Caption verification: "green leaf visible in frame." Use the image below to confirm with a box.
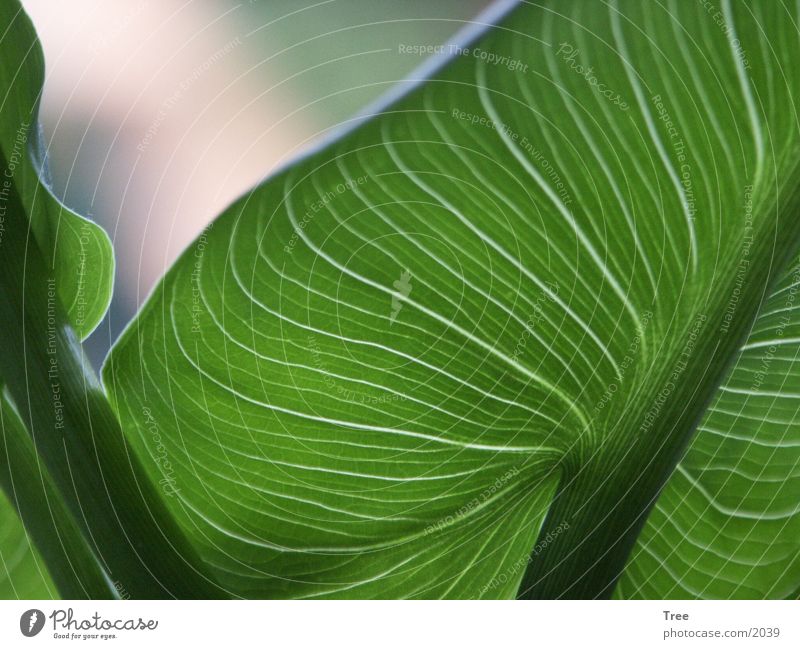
[619,254,800,599]
[0,0,113,339]
[103,0,800,598]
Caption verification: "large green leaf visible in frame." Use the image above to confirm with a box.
[619,254,800,599]
[0,0,112,338]
[102,0,800,598]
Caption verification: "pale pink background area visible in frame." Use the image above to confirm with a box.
[21,0,489,365]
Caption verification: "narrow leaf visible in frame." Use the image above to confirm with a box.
[0,388,114,599]
[0,0,113,338]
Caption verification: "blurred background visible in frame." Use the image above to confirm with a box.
[21,0,491,367]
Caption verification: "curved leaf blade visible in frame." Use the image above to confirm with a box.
[0,0,113,338]
[104,0,800,598]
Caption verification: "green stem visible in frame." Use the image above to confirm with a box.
[0,150,224,598]
[519,172,800,599]
[1,389,114,598]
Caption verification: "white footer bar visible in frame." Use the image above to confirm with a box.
[0,600,796,648]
